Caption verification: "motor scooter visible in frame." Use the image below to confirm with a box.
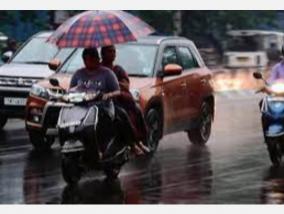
[253,72,284,166]
[49,78,130,184]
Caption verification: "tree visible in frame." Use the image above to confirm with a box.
[0,11,50,42]
[129,10,176,35]
[132,10,277,38]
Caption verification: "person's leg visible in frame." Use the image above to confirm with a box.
[115,106,144,155]
[133,105,150,153]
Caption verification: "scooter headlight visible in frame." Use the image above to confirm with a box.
[270,83,284,94]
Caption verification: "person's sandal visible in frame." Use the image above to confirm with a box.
[132,144,144,156]
[138,142,151,153]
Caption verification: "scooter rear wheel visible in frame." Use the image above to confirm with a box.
[267,142,282,167]
[62,154,82,185]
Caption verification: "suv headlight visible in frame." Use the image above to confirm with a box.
[30,84,49,99]
[130,88,140,102]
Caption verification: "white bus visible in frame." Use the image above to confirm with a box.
[223,30,284,68]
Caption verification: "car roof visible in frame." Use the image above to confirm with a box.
[135,35,192,45]
[32,31,54,39]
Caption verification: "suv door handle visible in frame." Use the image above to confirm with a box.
[180,82,187,87]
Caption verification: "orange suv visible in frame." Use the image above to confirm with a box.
[25,36,215,152]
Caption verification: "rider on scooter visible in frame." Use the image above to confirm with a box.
[258,46,284,95]
[70,47,147,156]
[100,45,150,155]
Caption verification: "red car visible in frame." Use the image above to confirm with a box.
[25,36,215,152]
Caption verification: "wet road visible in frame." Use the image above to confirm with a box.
[0,90,284,204]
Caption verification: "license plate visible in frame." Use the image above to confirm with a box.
[237,57,249,62]
[4,97,27,106]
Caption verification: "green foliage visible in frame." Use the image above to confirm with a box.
[132,10,278,40]
[0,10,279,47]
[0,11,50,41]
[130,10,176,35]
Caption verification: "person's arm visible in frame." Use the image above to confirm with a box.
[70,71,79,89]
[102,73,120,100]
[114,65,130,91]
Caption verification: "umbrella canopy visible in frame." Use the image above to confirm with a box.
[48,10,155,48]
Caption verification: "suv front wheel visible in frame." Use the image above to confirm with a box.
[187,102,212,145]
[0,115,7,129]
[29,130,55,151]
[145,108,163,154]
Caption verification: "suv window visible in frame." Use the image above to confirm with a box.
[61,44,157,77]
[54,48,74,62]
[162,46,178,68]
[60,49,84,73]
[177,46,199,69]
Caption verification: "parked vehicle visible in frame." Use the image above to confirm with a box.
[0,31,74,134]
[253,72,284,166]
[224,30,284,68]
[26,36,215,153]
[48,78,130,184]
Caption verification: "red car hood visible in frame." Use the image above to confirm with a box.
[37,73,72,90]
[38,74,154,90]
[129,77,154,89]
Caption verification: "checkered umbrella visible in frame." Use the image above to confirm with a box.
[48,10,155,48]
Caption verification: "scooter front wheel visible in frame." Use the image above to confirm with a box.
[61,154,82,185]
[267,142,282,167]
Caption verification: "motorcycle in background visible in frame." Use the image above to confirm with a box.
[253,72,284,166]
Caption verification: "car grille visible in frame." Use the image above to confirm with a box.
[0,76,41,87]
[48,88,65,96]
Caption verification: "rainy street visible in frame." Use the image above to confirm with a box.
[0,69,283,204]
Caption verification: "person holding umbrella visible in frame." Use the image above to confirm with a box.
[47,10,155,155]
[100,45,150,154]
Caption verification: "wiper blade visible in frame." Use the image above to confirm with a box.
[128,73,148,77]
[23,61,49,65]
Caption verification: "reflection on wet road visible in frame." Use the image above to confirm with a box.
[2,70,284,204]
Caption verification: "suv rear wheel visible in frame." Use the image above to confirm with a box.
[0,115,7,129]
[187,102,212,145]
[29,130,55,151]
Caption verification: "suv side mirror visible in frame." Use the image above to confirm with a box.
[2,51,13,63]
[48,58,61,71]
[49,78,60,87]
[163,64,182,77]
[253,72,263,80]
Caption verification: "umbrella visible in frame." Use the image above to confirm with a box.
[48,10,155,48]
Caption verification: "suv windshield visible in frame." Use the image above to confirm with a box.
[12,37,59,64]
[226,35,263,52]
[59,44,157,77]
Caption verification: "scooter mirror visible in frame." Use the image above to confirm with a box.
[49,78,60,87]
[253,72,263,80]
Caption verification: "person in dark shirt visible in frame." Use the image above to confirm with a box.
[101,45,150,154]
[2,38,17,55]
